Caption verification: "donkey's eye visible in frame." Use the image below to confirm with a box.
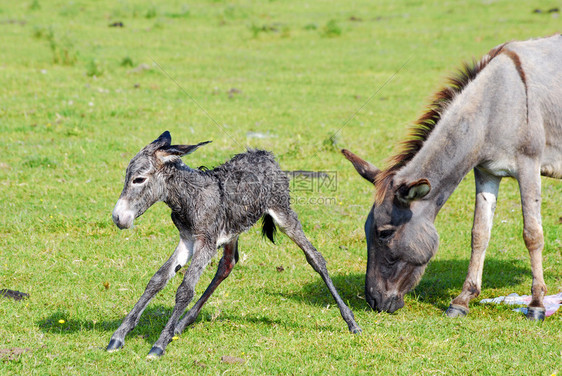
[378,228,396,241]
[132,177,147,185]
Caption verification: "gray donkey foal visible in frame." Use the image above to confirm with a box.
[108,131,360,358]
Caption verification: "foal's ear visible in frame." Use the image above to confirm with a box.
[341,149,380,184]
[166,141,212,156]
[151,131,172,149]
[395,178,431,206]
[156,141,212,163]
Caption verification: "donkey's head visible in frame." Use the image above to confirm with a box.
[342,149,439,313]
[112,131,211,229]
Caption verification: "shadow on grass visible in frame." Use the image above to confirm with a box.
[36,305,308,342]
[36,258,530,339]
[37,305,174,344]
[412,257,529,309]
[282,257,530,312]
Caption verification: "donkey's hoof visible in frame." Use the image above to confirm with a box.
[147,346,164,358]
[445,304,469,318]
[106,339,123,352]
[350,326,362,334]
[525,307,545,322]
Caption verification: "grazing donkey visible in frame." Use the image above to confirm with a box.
[342,35,561,320]
[108,131,360,358]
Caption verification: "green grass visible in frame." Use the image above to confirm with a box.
[0,0,561,374]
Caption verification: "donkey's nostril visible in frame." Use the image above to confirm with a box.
[112,208,134,229]
[366,294,376,310]
[112,199,134,229]
[112,213,122,228]
[112,212,128,229]
[378,295,404,313]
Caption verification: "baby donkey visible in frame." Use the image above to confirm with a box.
[108,131,361,358]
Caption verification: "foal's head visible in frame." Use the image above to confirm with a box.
[342,149,439,313]
[112,131,210,229]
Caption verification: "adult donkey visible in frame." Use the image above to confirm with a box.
[342,35,561,320]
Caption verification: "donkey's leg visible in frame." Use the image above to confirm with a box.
[517,158,547,321]
[174,238,238,335]
[446,169,501,318]
[269,208,361,334]
[107,238,194,352]
[147,240,216,357]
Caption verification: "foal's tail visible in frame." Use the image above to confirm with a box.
[261,214,277,244]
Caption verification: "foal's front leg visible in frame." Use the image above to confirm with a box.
[106,238,194,352]
[447,169,500,317]
[174,238,238,335]
[147,239,216,357]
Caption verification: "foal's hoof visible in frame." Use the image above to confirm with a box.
[445,304,469,318]
[525,307,545,322]
[106,339,124,352]
[350,326,362,334]
[147,346,164,358]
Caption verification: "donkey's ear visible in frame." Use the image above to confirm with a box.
[395,178,431,206]
[151,131,172,149]
[341,149,380,184]
[166,141,212,156]
[156,141,212,163]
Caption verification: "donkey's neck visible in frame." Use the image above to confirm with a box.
[395,72,497,213]
[162,164,215,214]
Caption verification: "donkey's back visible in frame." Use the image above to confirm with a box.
[208,149,290,232]
[211,149,289,193]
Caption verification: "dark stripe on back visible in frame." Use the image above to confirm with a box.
[501,49,528,121]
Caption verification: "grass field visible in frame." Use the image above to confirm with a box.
[1,0,561,374]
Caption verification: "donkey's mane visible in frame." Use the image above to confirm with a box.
[374,43,508,203]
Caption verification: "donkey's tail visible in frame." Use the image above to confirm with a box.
[261,214,277,244]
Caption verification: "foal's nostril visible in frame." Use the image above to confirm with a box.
[112,212,127,229]
[112,199,134,229]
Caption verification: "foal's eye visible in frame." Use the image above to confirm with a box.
[132,177,147,185]
[378,228,396,241]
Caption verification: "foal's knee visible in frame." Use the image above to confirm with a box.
[175,282,195,305]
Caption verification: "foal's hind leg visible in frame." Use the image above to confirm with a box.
[269,208,361,334]
[106,238,194,352]
[447,169,501,318]
[174,238,238,335]
[517,158,547,321]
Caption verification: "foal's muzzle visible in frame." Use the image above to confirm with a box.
[112,213,132,229]
[112,199,135,229]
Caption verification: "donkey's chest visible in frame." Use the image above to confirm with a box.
[478,157,518,178]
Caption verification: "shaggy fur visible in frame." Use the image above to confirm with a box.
[107,131,360,358]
